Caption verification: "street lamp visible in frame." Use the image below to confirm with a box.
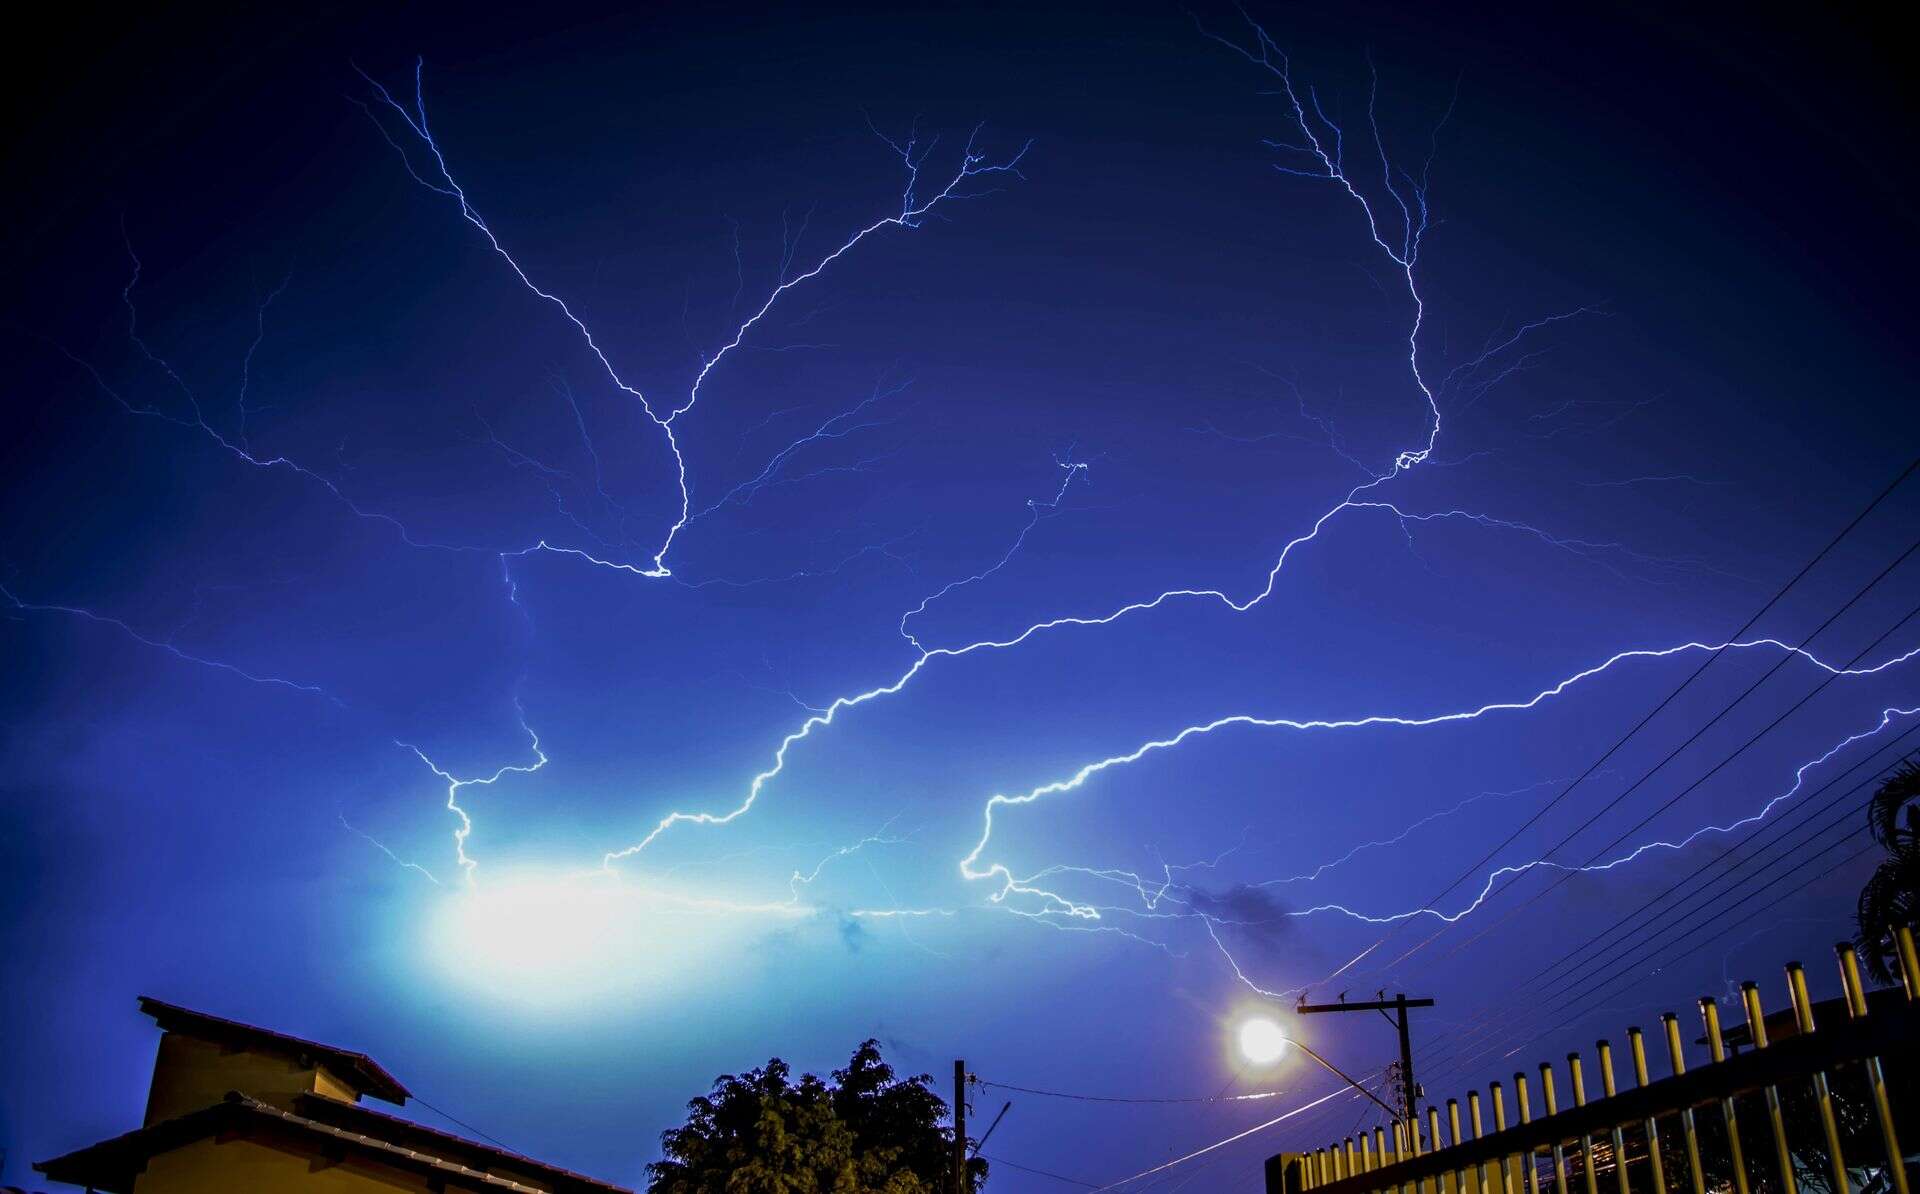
[1235,1017,1398,1117]
[1239,1017,1291,1065]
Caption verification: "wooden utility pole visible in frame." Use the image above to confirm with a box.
[953,1059,968,1194]
[1296,994,1436,1139]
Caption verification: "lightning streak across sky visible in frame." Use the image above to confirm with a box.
[591,9,1799,924]
[6,10,1916,1187]
[959,641,1920,919]
[591,26,1469,870]
[25,17,1908,970]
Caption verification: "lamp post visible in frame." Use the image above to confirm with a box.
[1240,1017,1398,1117]
[1287,1036,1400,1118]
[1297,993,1436,1128]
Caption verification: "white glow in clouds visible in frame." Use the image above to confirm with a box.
[426,871,807,1006]
[1239,1017,1291,1065]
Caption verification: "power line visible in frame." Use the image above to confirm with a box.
[1401,585,1920,1009]
[1552,807,1875,1016]
[409,1092,515,1150]
[1430,792,1902,1086]
[1417,756,1907,1088]
[1410,726,1920,1086]
[980,1153,1102,1189]
[1541,744,1916,1000]
[1480,828,1880,1073]
[1373,548,1920,980]
[1066,467,1919,1193]
[1397,679,1920,1090]
[1390,744,1919,1091]
[1208,466,1919,1186]
[1451,816,1872,1080]
[974,1079,1290,1105]
[1529,594,1916,902]
[1527,723,1920,992]
[1352,527,1920,1083]
[1086,1085,1354,1191]
[1406,583,1920,1075]
[1309,455,1919,990]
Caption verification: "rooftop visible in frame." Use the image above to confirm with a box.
[36,1092,634,1194]
[137,995,411,1105]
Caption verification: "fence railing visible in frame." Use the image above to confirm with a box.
[1267,929,1920,1194]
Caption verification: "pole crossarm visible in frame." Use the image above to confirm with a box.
[1298,999,1437,1014]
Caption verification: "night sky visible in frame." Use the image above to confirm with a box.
[4,3,1917,1190]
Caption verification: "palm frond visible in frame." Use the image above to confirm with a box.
[1868,759,1920,848]
[1856,855,1920,983]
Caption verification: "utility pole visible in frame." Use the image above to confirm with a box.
[1296,993,1436,1141]
[953,1059,968,1194]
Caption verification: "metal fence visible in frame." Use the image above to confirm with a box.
[1267,929,1920,1194]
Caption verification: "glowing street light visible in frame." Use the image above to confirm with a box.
[1239,1017,1292,1065]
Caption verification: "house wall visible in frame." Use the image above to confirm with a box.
[143,1033,360,1125]
[133,1135,435,1193]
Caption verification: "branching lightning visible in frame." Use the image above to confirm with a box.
[18,10,1912,1045]
[1,582,342,703]
[354,59,1030,578]
[400,702,549,888]
[957,639,1919,918]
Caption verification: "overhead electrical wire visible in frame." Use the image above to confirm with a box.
[1413,721,1920,1086]
[1308,456,1920,990]
[1294,466,1920,1121]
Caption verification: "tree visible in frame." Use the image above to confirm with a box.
[647,1041,987,1194]
[1855,758,1920,984]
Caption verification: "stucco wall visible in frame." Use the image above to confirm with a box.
[143,1033,359,1125]
[133,1135,433,1193]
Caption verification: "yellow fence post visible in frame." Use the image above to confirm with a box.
[1740,981,1799,1194]
[1787,962,1850,1194]
[1516,1072,1541,1194]
[1492,1082,1519,1194]
[1659,1013,1706,1194]
[1596,1041,1630,1194]
[1540,1062,1569,1194]
[1451,1098,1472,1194]
[1568,1052,1599,1194]
[1897,925,1920,1000]
[1627,1028,1668,1194]
[1470,1089,1493,1194]
[1838,941,1910,1194]
[1697,998,1751,1194]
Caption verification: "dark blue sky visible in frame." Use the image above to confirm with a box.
[4,2,1917,1190]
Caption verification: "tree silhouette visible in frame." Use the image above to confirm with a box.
[647,1041,985,1194]
[1856,759,1920,984]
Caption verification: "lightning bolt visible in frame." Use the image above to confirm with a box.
[563,19,1857,1047]
[957,638,1919,920]
[1,582,341,703]
[1145,695,1920,1001]
[787,816,914,904]
[355,59,1030,577]
[23,10,1906,1039]
[399,701,548,888]
[340,814,442,886]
